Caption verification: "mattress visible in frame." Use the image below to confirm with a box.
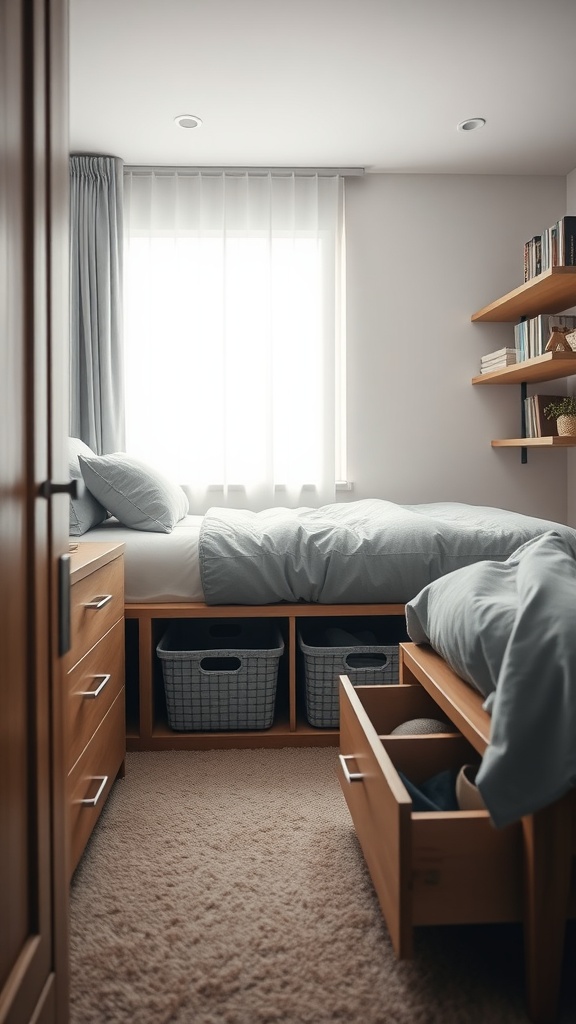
[77,514,205,602]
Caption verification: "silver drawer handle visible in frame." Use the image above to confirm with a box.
[78,673,111,699]
[79,775,108,807]
[84,594,113,610]
[339,754,364,783]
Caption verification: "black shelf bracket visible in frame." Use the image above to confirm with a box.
[519,314,527,463]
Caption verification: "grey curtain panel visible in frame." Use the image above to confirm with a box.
[69,155,125,454]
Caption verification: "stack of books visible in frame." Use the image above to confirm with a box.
[524,215,576,281]
[524,394,564,437]
[480,348,517,373]
[514,314,576,361]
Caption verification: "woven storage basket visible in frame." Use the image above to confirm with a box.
[157,620,284,731]
[298,626,399,728]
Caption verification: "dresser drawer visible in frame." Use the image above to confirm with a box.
[69,690,125,876]
[338,677,523,958]
[66,556,124,671]
[68,618,125,772]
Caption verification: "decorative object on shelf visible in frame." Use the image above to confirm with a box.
[544,325,573,353]
[565,329,576,351]
[544,395,576,436]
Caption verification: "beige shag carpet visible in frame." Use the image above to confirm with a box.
[69,748,576,1024]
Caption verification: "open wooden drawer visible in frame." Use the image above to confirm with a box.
[337,676,523,959]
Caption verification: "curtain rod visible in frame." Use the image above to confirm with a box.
[124,165,365,177]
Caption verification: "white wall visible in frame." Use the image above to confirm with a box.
[343,172,570,523]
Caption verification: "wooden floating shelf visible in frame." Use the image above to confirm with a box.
[472,351,576,385]
[471,267,576,322]
[491,436,576,448]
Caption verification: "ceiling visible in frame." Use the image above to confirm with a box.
[69,0,576,176]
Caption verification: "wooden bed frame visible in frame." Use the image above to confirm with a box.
[124,600,406,750]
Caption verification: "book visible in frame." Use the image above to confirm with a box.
[480,348,517,373]
[514,320,528,360]
[524,396,535,437]
[481,354,517,366]
[481,347,517,361]
[480,361,517,373]
[528,394,565,437]
[523,235,542,279]
[555,216,576,266]
[523,216,576,279]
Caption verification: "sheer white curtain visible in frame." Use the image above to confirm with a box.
[123,170,345,512]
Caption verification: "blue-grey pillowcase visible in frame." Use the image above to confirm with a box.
[405,538,527,704]
[68,437,108,536]
[79,452,189,533]
[405,530,576,708]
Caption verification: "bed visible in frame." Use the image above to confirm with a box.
[75,493,576,815]
[76,497,576,605]
[69,440,576,758]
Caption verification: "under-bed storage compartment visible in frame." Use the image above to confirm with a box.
[298,616,406,728]
[157,619,284,731]
[337,676,523,958]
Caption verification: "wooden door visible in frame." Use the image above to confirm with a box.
[0,1,69,1022]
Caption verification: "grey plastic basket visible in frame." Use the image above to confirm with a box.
[157,620,284,731]
[298,628,399,728]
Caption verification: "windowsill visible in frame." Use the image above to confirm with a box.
[204,481,354,493]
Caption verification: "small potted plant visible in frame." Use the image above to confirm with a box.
[544,395,576,436]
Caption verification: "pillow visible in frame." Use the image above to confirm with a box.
[405,530,576,709]
[68,437,108,536]
[404,533,540,705]
[79,452,189,533]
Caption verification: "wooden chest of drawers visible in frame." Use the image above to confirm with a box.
[67,541,125,876]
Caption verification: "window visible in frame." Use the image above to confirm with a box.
[123,170,345,510]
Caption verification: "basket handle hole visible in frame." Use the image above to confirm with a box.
[200,656,242,673]
[344,654,388,670]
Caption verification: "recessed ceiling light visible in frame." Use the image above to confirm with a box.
[457,117,486,132]
[175,114,203,130]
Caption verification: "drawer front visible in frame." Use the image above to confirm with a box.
[338,679,414,957]
[69,690,125,877]
[66,556,124,671]
[338,678,522,959]
[68,618,125,772]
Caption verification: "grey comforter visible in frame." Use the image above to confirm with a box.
[198,498,576,605]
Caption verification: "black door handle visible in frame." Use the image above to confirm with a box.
[39,478,84,499]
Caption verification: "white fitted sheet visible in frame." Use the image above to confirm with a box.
[76,515,205,602]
